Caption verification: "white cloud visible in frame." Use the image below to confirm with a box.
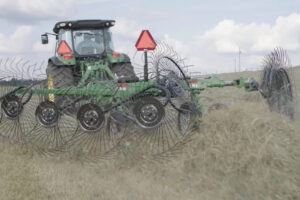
[161,34,189,56]
[0,0,74,23]
[111,18,143,61]
[152,13,300,73]
[199,13,300,53]
[0,0,113,23]
[0,25,35,53]
[111,18,141,40]
[0,24,55,55]
[32,36,56,53]
[75,0,111,5]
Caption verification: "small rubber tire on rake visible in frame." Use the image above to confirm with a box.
[133,96,165,129]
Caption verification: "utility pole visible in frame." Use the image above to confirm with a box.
[234,58,236,73]
[238,48,241,72]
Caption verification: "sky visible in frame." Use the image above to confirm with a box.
[0,0,300,74]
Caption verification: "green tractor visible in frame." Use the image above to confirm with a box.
[42,20,138,106]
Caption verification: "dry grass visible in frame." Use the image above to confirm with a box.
[0,68,299,200]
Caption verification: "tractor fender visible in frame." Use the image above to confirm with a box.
[48,56,65,66]
[121,53,131,63]
[107,53,131,64]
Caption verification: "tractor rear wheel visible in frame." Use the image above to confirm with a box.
[111,62,139,82]
[46,62,76,114]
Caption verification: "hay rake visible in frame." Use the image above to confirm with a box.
[0,19,294,161]
[0,46,294,160]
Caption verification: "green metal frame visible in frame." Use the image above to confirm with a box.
[77,59,116,87]
[23,74,256,116]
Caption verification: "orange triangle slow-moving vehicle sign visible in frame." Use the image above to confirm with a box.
[57,40,72,54]
[135,30,157,51]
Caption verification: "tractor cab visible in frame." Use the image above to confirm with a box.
[42,20,116,60]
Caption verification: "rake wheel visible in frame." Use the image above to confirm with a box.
[35,101,59,128]
[1,94,23,120]
[77,103,105,133]
[260,47,294,118]
[133,96,165,129]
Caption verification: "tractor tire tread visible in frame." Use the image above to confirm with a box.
[46,62,75,88]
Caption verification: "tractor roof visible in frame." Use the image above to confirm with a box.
[53,19,115,34]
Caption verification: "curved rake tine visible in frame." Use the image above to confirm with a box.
[62,92,126,162]
[120,103,197,160]
[66,119,125,162]
[260,47,294,119]
[23,84,78,156]
[0,58,45,146]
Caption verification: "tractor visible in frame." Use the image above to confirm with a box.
[42,20,137,111]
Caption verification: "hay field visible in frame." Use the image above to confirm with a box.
[0,68,299,200]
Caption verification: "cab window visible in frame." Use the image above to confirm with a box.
[73,29,105,55]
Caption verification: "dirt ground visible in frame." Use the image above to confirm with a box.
[0,67,299,200]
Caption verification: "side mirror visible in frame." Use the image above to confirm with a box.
[41,34,49,44]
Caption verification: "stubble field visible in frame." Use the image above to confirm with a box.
[0,67,299,200]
